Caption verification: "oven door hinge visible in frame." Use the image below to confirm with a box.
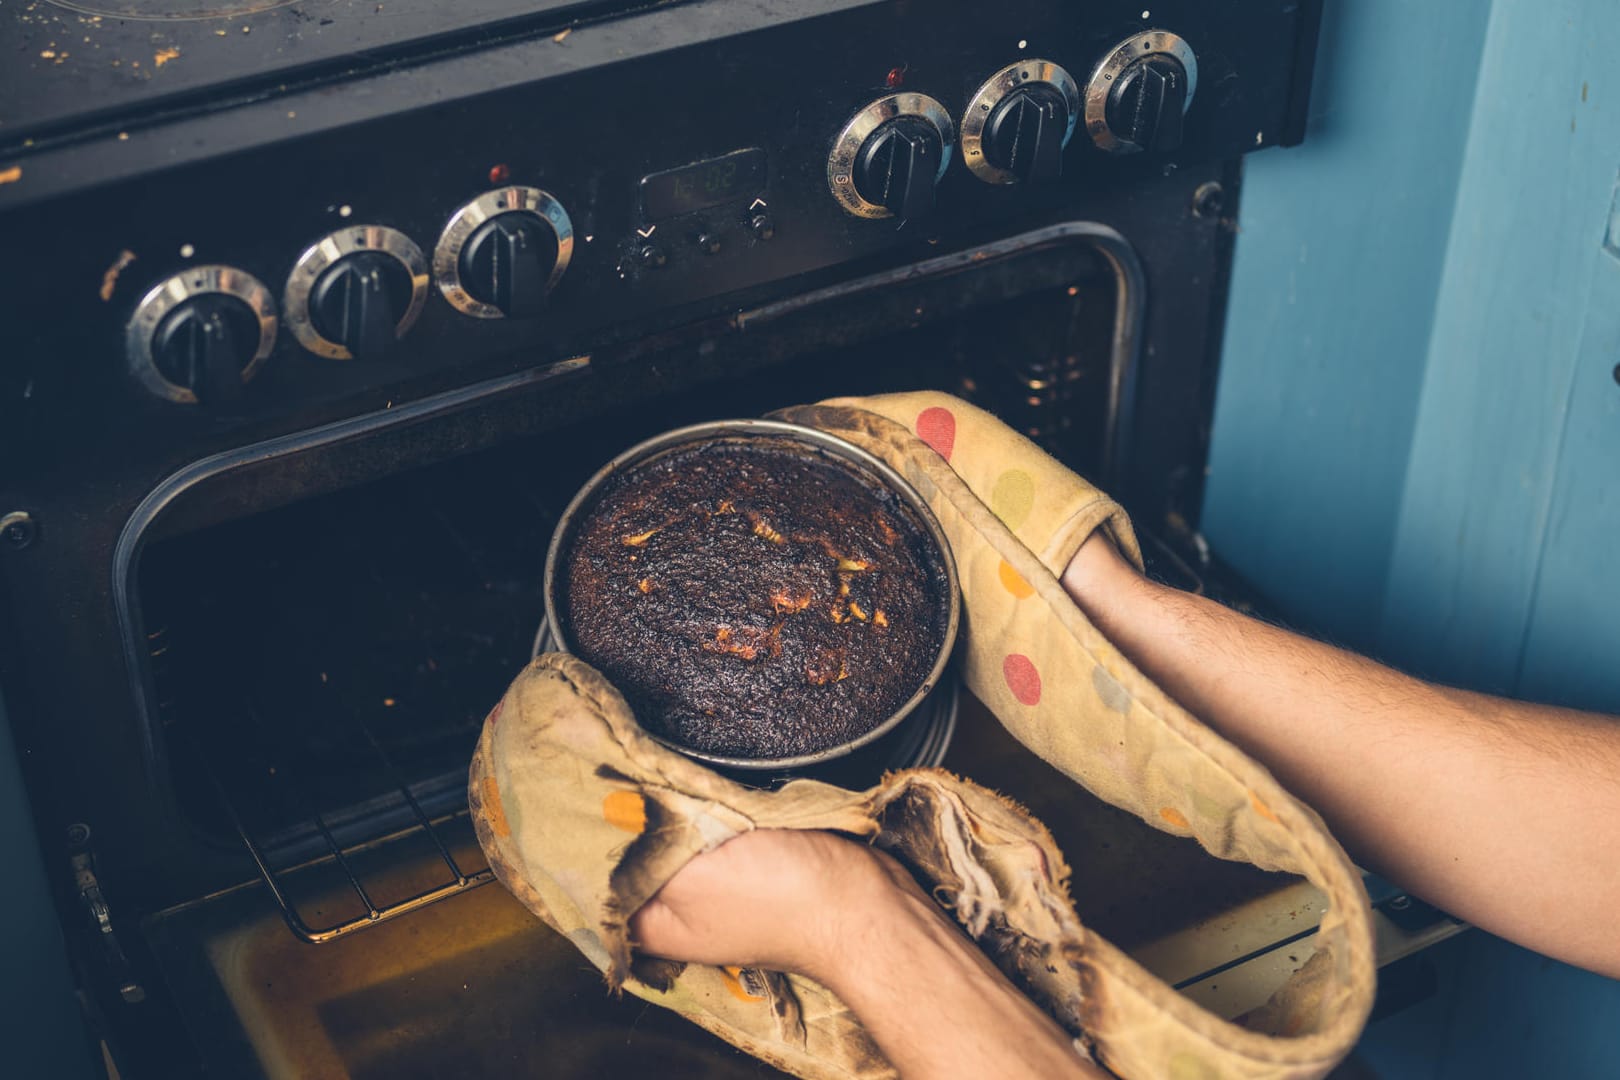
[66,823,146,1004]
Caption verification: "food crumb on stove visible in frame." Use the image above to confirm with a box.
[848,601,868,621]
[383,697,396,707]
[637,578,654,594]
[552,28,571,43]
[0,166,21,187]
[873,609,888,627]
[98,249,137,302]
[153,46,180,67]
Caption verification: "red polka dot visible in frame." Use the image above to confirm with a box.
[916,406,956,461]
[1002,654,1042,706]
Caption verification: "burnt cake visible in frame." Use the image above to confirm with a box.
[559,435,950,760]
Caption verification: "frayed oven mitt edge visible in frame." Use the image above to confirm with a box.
[469,653,1104,1080]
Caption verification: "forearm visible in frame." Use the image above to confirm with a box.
[1063,539,1620,978]
[812,881,1102,1080]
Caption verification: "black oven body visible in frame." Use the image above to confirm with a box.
[0,1,1320,1074]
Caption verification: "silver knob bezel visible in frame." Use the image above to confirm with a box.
[827,93,956,220]
[282,226,430,360]
[960,59,1080,185]
[1084,30,1199,152]
[126,265,277,405]
[434,187,574,319]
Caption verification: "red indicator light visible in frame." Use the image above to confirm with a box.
[885,66,906,89]
[488,163,512,184]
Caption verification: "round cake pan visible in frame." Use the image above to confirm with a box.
[542,418,961,771]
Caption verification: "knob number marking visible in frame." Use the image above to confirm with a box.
[283,226,429,360]
[827,93,955,219]
[960,60,1080,184]
[126,265,276,404]
[434,187,573,319]
[1084,30,1198,152]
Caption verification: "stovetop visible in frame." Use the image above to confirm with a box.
[1,0,668,146]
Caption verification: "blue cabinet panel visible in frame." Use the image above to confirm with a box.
[1515,237,1620,712]
[1378,0,1620,695]
[1202,0,1492,650]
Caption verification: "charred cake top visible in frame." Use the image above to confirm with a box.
[559,436,950,760]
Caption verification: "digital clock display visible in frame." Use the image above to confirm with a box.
[639,148,767,222]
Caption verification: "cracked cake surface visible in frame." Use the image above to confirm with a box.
[559,436,950,759]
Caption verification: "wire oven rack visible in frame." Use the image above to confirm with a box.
[197,702,494,945]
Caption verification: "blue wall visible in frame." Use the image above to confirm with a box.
[1203,0,1493,654]
[1208,0,1620,1076]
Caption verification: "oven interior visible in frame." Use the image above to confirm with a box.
[136,241,1120,872]
[126,239,1305,1078]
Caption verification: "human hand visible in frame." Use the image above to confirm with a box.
[628,828,920,984]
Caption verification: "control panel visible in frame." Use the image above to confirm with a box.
[0,0,1319,451]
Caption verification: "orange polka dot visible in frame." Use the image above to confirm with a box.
[602,790,647,834]
[998,559,1035,598]
[1250,791,1281,824]
[990,469,1035,530]
[721,965,764,1002]
[916,406,956,461]
[1159,807,1190,830]
[1002,653,1042,705]
[481,776,511,839]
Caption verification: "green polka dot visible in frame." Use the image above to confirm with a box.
[1091,665,1132,712]
[990,469,1035,530]
[1169,1051,1223,1080]
[1190,788,1228,821]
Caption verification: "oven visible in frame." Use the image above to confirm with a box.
[0,1,1453,1076]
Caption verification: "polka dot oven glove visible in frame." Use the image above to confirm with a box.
[469,392,1377,1080]
[778,392,1377,1077]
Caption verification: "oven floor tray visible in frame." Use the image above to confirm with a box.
[142,695,1459,1078]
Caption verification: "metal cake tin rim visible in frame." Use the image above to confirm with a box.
[542,417,962,770]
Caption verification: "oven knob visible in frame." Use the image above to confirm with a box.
[962,61,1080,185]
[435,187,574,319]
[283,226,429,361]
[828,93,955,220]
[126,266,276,406]
[1085,30,1198,154]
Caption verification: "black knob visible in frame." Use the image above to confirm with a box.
[309,251,414,362]
[984,84,1069,183]
[853,115,944,221]
[1106,54,1189,154]
[151,293,261,406]
[459,212,559,319]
